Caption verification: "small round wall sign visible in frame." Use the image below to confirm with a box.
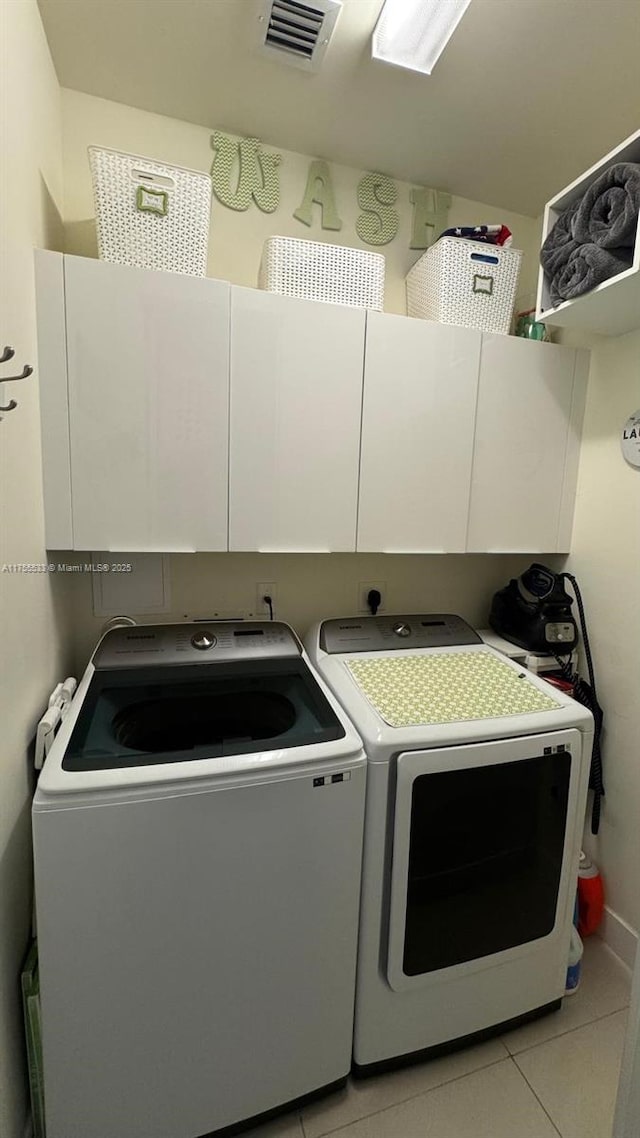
[621,410,640,468]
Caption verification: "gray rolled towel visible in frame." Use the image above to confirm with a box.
[573,162,640,250]
[550,242,632,306]
[539,197,581,280]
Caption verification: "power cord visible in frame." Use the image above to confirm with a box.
[262,594,274,621]
[367,589,381,616]
[561,572,605,834]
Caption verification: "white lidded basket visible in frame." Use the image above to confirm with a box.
[259,236,385,310]
[88,146,212,276]
[406,237,522,334]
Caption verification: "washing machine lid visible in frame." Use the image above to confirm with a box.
[36,622,365,797]
[345,649,561,728]
[63,656,346,772]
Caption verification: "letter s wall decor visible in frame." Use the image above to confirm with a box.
[355,172,399,245]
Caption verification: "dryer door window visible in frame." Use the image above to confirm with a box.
[386,731,582,991]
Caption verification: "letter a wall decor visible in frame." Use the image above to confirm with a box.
[294,160,343,231]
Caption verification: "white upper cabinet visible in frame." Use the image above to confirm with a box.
[229,288,366,552]
[63,256,230,551]
[467,335,588,553]
[35,254,588,556]
[35,252,74,549]
[357,315,481,552]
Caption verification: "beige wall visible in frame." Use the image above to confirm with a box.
[66,552,564,674]
[60,88,541,317]
[0,4,69,1136]
[568,329,640,936]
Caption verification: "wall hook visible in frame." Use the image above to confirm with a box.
[1,350,32,419]
[2,364,33,383]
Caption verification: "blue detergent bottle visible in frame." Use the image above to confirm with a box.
[565,895,584,994]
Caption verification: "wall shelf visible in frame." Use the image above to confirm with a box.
[536,128,640,337]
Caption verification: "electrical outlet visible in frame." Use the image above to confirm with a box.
[256,582,277,617]
[358,581,386,615]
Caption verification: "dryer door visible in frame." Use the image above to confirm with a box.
[386,729,583,992]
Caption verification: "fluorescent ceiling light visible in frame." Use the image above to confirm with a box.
[373,0,472,75]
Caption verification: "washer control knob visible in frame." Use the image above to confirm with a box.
[393,622,412,638]
[191,632,217,650]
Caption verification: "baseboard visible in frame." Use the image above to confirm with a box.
[598,905,639,970]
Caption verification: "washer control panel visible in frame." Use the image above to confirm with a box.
[191,632,217,650]
[93,621,301,668]
[319,614,482,654]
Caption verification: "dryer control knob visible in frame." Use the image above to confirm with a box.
[191,632,217,650]
[393,622,412,637]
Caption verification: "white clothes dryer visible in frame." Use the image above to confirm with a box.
[306,614,593,1074]
[33,622,366,1138]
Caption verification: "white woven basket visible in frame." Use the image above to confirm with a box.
[406,237,522,334]
[88,147,212,276]
[259,236,385,310]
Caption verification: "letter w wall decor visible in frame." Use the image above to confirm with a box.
[210,131,282,213]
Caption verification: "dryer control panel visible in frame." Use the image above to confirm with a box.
[93,621,301,668]
[319,614,482,654]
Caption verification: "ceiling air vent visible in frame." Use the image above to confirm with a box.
[257,0,342,71]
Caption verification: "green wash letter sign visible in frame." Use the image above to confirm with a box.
[210,131,281,213]
[293,160,342,231]
[410,187,451,250]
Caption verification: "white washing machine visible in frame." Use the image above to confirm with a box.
[33,621,366,1138]
[306,613,594,1074]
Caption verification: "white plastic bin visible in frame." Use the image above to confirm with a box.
[259,236,385,310]
[89,146,212,276]
[406,237,522,334]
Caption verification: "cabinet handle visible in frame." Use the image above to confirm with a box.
[257,546,332,554]
[382,548,447,555]
[104,546,196,554]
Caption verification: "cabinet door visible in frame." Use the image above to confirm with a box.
[357,314,481,552]
[229,288,366,552]
[467,336,582,552]
[64,257,230,552]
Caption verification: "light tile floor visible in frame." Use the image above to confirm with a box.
[244,938,632,1138]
